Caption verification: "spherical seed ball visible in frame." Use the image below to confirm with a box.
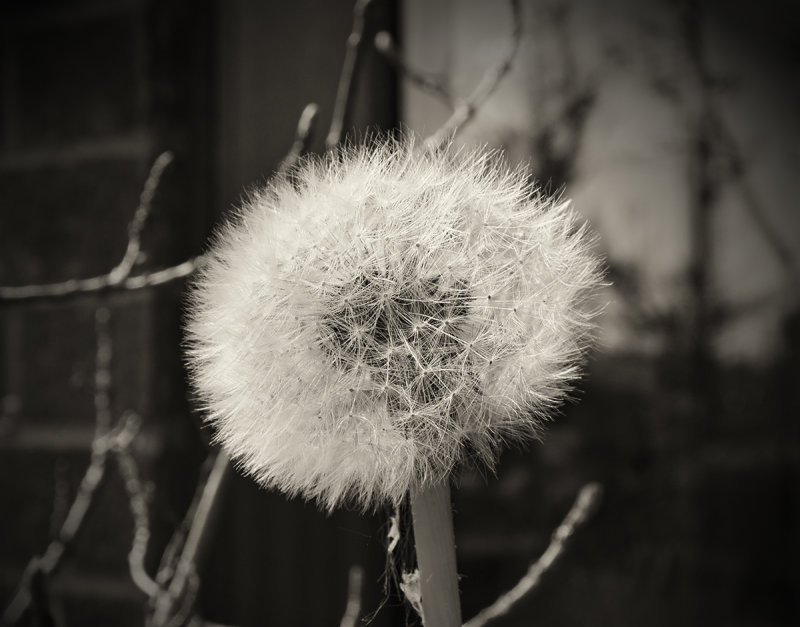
[185,138,602,511]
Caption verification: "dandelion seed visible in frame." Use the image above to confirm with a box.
[185,137,602,511]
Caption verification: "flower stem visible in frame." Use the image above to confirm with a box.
[410,481,462,627]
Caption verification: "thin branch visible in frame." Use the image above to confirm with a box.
[374,31,453,105]
[109,151,174,284]
[2,308,123,623]
[112,412,160,597]
[463,482,603,627]
[277,103,320,175]
[0,257,202,301]
[326,0,374,150]
[0,152,200,303]
[424,0,523,152]
[338,565,364,627]
[149,451,231,627]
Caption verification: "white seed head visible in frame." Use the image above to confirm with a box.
[186,138,603,511]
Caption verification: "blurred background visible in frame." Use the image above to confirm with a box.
[0,0,797,625]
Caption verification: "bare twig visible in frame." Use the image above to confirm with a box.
[424,0,523,151]
[463,482,603,627]
[277,103,320,175]
[109,151,174,284]
[326,0,374,150]
[339,565,364,627]
[153,452,217,589]
[149,451,231,627]
[0,151,201,302]
[2,308,121,623]
[112,412,159,597]
[374,31,453,105]
[119,258,203,289]
[0,257,202,301]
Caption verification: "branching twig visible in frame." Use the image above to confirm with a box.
[153,452,217,589]
[463,482,603,627]
[149,451,231,627]
[374,31,453,105]
[424,0,523,151]
[112,412,159,597]
[2,308,132,623]
[277,103,320,175]
[714,123,798,278]
[109,151,174,284]
[0,151,201,302]
[0,258,200,301]
[338,565,364,627]
[326,0,374,150]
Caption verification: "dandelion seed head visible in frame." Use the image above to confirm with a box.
[186,137,603,511]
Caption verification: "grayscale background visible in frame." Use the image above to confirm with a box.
[1,0,797,625]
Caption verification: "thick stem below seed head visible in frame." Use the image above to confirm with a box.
[410,481,462,627]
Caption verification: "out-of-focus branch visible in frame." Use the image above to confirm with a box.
[112,412,159,597]
[424,0,523,151]
[338,565,364,627]
[277,103,320,175]
[109,151,174,284]
[0,151,202,302]
[0,257,200,300]
[374,31,453,105]
[463,482,603,627]
[148,451,231,627]
[326,0,374,150]
[153,452,217,589]
[2,308,134,624]
[714,123,798,279]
